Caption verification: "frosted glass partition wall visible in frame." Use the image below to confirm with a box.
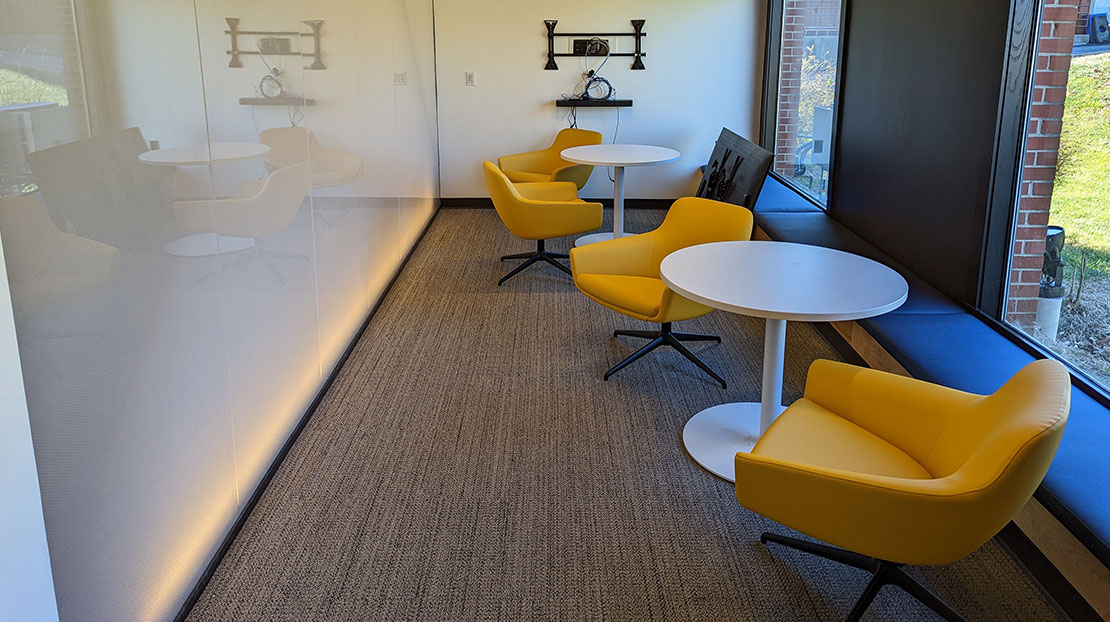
[0,0,438,619]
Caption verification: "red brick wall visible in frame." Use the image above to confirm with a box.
[774,0,841,176]
[1006,0,1079,330]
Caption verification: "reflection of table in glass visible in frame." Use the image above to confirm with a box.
[660,241,909,482]
[138,142,270,166]
[139,142,271,256]
[561,144,679,247]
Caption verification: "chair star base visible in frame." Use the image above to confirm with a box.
[605,322,727,388]
[760,532,967,622]
[498,239,571,286]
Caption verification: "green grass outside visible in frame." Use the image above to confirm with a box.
[1052,52,1110,275]
[0,68,68,107]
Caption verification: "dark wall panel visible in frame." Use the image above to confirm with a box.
[831,0,1012,304]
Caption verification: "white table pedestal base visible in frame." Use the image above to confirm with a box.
[165,233,255,257]
[682,402,764,482]
[575,232,617,247]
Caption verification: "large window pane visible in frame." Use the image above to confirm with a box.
[772,0,842,205]
[1004,1,1109,390]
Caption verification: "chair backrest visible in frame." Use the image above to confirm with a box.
[551,128,603,153]
[483,160,533,237]
[648,197,754,271]
[932,359,1070,490]
[259,126,310,169]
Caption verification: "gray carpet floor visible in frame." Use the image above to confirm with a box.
[187,209,1064,621]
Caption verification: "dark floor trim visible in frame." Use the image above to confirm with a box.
[173,202,445,622]
[995,523,1101,622]
[441,197,673,209]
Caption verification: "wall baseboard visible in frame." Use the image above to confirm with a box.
[173,202,444,622]
[440,197,673,210]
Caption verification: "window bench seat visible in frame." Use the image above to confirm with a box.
[748,176,1110,617]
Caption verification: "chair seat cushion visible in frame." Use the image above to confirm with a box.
[575,274,665,319]
[754,399,933,480]
[503,170,552,184]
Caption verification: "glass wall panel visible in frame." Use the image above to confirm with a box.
[771,0,842,205]
[0,0,438,619]
[1003,3,1109,391]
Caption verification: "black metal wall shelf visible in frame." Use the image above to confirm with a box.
[555,99,633,108]
[544,19,646,70]
[239,97,316,106]
[225,18,325,70]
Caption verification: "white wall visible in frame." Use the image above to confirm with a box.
[434,0,764,200]
[0,240,58,622]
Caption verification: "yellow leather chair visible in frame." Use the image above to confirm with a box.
[483,161,602,286]
[498,128,603,190]
[570,197,753,388]
[736,358,1071,622]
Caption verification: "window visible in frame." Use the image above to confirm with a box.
[1003,2,1110,390]
[768,0,843,205]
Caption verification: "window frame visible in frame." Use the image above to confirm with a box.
[759,0,850,211]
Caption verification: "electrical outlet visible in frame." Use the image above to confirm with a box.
[572,38,609,56]
[258,36,292,55]
[465,71,477,87]
[394,72,407,86]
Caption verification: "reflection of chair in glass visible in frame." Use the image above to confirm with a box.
[171,161,310,274]
[258,126,361,189]
[498,128,602,189]
[736,359,1070,622]
[0,195,121,312]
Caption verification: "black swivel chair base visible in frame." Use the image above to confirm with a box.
[606,322,727,389]
[498,239,570,286]
[760,532,967,622]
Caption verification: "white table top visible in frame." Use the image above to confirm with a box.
[138,142,271,166]
[660,241,908,322]
[561,144,680,167]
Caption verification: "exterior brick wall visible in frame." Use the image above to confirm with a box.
[774,0,841,176]
[1006,0,1079,330]
[1077,0,1091,38]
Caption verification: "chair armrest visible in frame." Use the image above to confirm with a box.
[515,181,580,202]
[734,452,1004,565]
[803,360,981,464]
[569,232,657,278]
[550,163,595,189]
[498,150,551,174]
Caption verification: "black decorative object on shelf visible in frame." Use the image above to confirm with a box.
[555,99,633,108]
[225,17,325,70]
[544,19,646,70]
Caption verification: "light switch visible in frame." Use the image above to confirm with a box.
[393,72,407,86]
[465,71,477,87]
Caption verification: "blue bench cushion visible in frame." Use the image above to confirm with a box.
[752,176,824,213]
[755,211,965,315]
[862,311,1110,567]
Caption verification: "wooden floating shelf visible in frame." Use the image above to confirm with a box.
[239,97,316,106]
[555,99,633,108]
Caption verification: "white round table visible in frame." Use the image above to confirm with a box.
[561,144,679,246]
[138,142,271,166]
[660,241,908,482]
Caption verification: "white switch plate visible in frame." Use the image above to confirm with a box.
[393,72,407,86]
[465,71,477,87]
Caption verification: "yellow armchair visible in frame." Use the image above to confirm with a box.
[483,161,602,286]
[737,358,1071,621]
[498,128,603,190]
[570,197,753,387]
